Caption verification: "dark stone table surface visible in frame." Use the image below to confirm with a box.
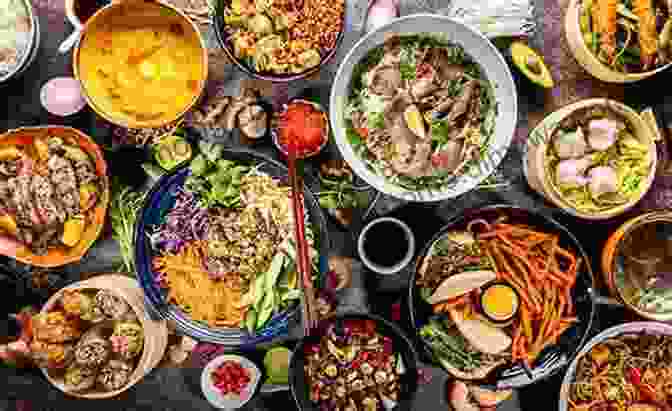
[1,0,672,410]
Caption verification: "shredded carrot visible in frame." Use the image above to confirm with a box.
[473,219,580,365]
[153,241,247,327]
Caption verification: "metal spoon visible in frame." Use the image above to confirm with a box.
[58,29,81,54]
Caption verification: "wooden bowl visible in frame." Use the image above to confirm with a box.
[73,0,208,129]
[564,0,672,83]
[40,274,168,399]
[525,98,660,220]
[0,126,109,267]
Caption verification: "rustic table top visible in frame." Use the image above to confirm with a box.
[1,0,671,410]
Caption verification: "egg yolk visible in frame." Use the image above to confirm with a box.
[482,284,519,320]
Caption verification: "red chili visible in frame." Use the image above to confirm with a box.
[628,367,642,386]
[639,383,657,402]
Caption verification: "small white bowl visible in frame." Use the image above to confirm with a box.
[358,217,415,275]
[201,355,261,410]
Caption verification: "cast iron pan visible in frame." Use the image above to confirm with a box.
[289,313,419,411]
[407,204,596,389]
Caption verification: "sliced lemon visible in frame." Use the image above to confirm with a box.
[404,104,427,139]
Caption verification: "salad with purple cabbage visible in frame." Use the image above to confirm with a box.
[148,143,320,332]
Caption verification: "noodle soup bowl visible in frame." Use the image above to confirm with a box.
[524,98,659,220]
[330,14,517,203]
[558,321,672,411]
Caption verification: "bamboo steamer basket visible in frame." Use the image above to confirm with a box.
[524,98,660,220]
[564,0,672,83]
[600,211,672,321]
[40,274,168,399]
[72,0,208,129]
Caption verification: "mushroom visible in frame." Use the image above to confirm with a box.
[238,105,268,139]
[97,359,133,391]
[74,325,111,368]
[588,166,619,198]
[327,255,353,290]
[223,90,258,131]
[94,290,130,320]
[374,370,388,385]
[553,127,588,158]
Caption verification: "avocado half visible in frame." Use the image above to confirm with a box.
[509,41,554,88]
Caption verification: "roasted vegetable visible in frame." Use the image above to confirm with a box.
[0,147,21,161]
[0,214,18,236]
[61,216,85,247]
[79,183,98,212]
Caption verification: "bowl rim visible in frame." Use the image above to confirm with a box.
[288,312,420,411]
[558,321,672,411]
[526,98,659,220]
[329,13,518,203]
[72,0,209,129]
[408,204,598,389]
[212,0,346,82]
[0,0,39,83]
[201,354,262,409]
[357,216,416,275]
[604,212,672,321]
[133,146,332,345]
[564,0,672,82]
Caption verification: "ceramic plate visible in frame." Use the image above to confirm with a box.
[201,354,261,410]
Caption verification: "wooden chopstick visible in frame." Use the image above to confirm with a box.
[287,150,317,333]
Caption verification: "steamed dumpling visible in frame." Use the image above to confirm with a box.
[556,157,591,186]
[587,119,621,151]
[588,166,618,197]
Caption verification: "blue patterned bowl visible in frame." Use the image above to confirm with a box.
[134,148,330,347]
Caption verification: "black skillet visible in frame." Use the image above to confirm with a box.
[407,204,597,389]
[289,312,419,411]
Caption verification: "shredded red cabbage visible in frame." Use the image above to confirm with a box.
[149,189,209,254]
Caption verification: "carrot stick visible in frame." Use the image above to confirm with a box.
[520,305,533,342]
[500,271,537,312]
[544,321,574,345]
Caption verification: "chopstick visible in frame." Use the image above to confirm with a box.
[287,149,318,334]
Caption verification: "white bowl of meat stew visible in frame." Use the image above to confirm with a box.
[290,313,419,411]
[330,14,517,202]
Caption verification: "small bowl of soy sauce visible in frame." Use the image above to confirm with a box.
[357,217,415,275]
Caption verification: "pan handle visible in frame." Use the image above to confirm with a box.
[588,287,624,308]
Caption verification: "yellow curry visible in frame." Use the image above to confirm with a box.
[77,9,204,126]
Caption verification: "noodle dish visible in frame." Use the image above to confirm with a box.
[141,146,323,336]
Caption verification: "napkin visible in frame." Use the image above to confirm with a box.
[438,0,536,37]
